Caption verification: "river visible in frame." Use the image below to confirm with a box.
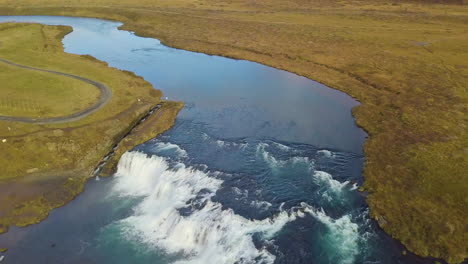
[0,16,428,264]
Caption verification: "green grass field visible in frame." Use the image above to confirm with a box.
[0,0,466,262]
[0,22,182,235]
[0,23,97,118]
[0,63,99,117]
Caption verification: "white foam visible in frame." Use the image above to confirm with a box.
[250,200,273,211]
[112,151,303,264]
[256,143,281,167]
[279,202,285,211]
[257,143,312,170]
[321,192,333,202]
[317,149,335,158]
[256,142,269,150]
[239,142,249,150]
[312,171,349,195]
[215,139,244,148]
[152,142,188,157]
[232,187,249,200]
[215,140,225,147]
[272,142,291,151]
[302,204,360,264]
[202,134,247,150]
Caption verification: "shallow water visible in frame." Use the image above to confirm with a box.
[0,16,430,264]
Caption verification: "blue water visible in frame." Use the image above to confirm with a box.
[0,16,431,264]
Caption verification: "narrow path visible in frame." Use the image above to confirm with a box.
[0,58,112,124]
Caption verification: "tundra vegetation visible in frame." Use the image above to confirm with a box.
[0,0,467,263]
[0,22,182,235]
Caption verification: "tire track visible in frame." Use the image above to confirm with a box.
[0,58,112,124]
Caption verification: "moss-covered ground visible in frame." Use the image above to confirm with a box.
[0,0,467,262]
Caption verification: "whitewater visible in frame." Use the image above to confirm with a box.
[108,138,367,264]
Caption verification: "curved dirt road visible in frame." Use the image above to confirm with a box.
[0,58,112,124]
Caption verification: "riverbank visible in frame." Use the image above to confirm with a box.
[2,1,466,263]
[0,23,183,235]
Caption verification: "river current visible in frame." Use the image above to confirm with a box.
[0,16,428,264]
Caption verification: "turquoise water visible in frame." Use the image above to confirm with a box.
[0,16,435,264]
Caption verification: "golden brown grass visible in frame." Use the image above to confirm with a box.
[0,0,467,262]
[0,23,182,235]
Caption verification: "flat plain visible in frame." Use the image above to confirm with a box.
[0,0,467,263]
